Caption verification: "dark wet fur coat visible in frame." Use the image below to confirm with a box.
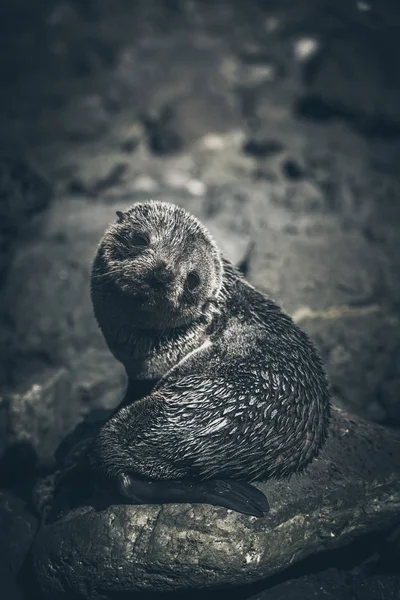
[93,258,331,483]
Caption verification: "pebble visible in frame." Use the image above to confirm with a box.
[294,38,320,62]
[186,179,206,196]
[164,171,189,188]
[201,134,226,151]
[132,175,158,192]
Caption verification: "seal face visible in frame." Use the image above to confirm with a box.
[88,200,332,516]
[91,201,223,379]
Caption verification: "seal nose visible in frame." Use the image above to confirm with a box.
[152,261,174,285]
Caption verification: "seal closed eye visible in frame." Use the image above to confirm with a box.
[87,200,331,517]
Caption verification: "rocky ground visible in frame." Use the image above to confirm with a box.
[0,0,400,599]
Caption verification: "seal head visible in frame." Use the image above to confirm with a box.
[92,201,223,330]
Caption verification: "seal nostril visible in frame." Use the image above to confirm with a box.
[153,263,174,285]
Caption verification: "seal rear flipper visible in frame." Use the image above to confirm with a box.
[117,473,269,517]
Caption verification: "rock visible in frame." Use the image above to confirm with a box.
[132,175,159,192]
[0,489,38,600]
[62,95,110,141]
[249,569,354,600]
[351,574,400,600]
[141,107,183,156]
[293,37,320,63]
[52,347,126,470]
[198,132,255,188]
[0,157,52,281]
[69,347,125,415]
[0,565,24,600]
[201,187,253,265]
[30,408,400,598]
[300,310,400,424]
[0,369,77,478]
[249,224,386,315]
[173,90,241,144]
[0,348,126,483]
[119,121,144,153]
[249,571,400,600]
[91,163,129,195]
[0,198,113,390]
[221,53,284,87]
[0,158,52,231]
[0,489,38,573]
[300,30,400,134]
[62,151,133,198]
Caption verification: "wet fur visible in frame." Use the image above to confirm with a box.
[89,201,331,513]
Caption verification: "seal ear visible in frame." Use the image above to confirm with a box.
[116,210,127,223]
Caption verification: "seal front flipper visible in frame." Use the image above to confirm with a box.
[117,473,269,517]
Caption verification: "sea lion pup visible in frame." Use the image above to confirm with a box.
[89,201,331,517]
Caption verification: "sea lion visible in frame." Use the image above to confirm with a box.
[87,201,331,517]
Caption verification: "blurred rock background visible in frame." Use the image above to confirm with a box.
[0,0,399,599]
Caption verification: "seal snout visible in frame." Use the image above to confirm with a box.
[152,261,175,286]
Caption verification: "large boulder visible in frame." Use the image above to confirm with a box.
[30,408,400,598]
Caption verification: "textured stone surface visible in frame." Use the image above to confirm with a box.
[300,310,400,423]
[31,408,400,598]
[0,490,38,600]
[0,158,52,283]
[0,356,125,481]
[249,223,387,314]
[0,199,112,390]
[249,571,400,600]
[302,29,400,132]
[0,369,75,477]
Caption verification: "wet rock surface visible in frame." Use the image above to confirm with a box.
[31,409,400,597]
[0,0,399,599]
